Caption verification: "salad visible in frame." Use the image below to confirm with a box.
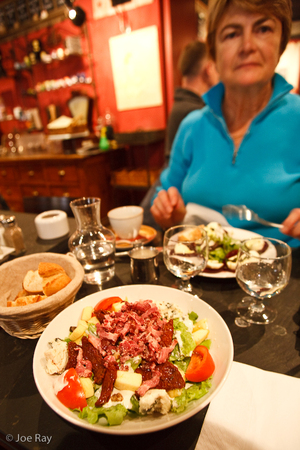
[44,296,215,427]
[203,222,268,273]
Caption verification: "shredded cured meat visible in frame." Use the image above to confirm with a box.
[88,300,177,369]
[81,336,106,384]
[75,348,92,378]
[95,363,117,406]
[136,361,185,392]
[64,300,182,404]
[65,341,79,370]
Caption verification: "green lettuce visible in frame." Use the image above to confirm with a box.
[173,318,196,357]
[171,380,212,414]
[78,400,127,426]
[188,311,198,323]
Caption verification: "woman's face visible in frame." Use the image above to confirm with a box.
[215,4,282,91]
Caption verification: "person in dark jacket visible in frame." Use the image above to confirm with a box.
[141,40,218,228]
[164,40,219,160]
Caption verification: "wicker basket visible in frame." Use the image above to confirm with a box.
[0,253,84,339]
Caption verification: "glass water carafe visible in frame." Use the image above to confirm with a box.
[68,197,115,284]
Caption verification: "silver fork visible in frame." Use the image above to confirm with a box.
[222,204,282,228]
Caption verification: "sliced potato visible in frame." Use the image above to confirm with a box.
[114,370,142,391]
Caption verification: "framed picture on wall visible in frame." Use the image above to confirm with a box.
[109,25,163,111]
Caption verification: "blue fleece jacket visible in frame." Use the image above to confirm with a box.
[159,73,300,247]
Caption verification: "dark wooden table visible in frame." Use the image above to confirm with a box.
[1,213,300,450]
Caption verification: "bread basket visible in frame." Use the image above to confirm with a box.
[0,253,84,339]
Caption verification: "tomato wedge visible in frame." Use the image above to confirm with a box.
[185,345,215,382]
[56,368,87,410]
[94,296,123,311]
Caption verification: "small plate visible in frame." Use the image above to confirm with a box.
[0,246,15,263]
[115,225,157,250]
[201,227,262,279]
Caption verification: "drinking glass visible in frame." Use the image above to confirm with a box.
[163,225,208,294]
[235,237,292,325]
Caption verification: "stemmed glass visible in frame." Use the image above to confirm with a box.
[163,225,208,295]
[235,237,292,325]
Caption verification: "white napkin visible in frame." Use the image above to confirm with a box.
[196,361,300,450]
[183,203,230,227]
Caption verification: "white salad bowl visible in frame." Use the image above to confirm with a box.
[33,285,233,435]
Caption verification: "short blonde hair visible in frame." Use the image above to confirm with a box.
[207,0,292,60]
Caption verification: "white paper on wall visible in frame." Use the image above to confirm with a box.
[109,25,163,111]
[276,41,300,90]
[92,0,153,20]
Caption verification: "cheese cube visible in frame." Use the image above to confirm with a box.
[114,371,142,391]
[192,328,209,346]
[112,302,124,312]
[193,318,208,332]
[69,321,88,341]
[87,316,100,325]
[80,377,94,398]
[81,306,93,322]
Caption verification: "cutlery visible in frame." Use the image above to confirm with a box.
[222,204,282,228]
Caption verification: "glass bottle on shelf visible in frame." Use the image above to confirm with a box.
[68,197,115,284]
[104,108,115,140]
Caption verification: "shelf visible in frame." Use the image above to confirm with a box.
[47,130,90,140]
[0,3,66,44]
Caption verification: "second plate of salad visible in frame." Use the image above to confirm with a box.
[201,224,263,279]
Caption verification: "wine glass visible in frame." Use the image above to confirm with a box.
[235,237,292,325]
[163,224,208,295]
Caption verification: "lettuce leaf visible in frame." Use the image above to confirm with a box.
[188,311,198,323]
[171,379,212,414]
[173,318,196,357]
[78,402,128,426]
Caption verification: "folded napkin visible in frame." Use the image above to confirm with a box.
[196,361,300,450]
[183,203,230,227]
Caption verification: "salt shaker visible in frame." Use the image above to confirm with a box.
[1,215,26,255]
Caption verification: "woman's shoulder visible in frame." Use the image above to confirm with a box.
[179,105,211,127]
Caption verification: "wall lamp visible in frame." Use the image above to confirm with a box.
[64,0,86,27]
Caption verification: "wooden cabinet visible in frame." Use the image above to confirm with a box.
[0,151,119,217]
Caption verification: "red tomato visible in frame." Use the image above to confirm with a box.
[94,296,123,311]
[56,368,87,411]
[185,345,215,382]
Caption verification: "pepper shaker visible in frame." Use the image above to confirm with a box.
[1,215,26,255]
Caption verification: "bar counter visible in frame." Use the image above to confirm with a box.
[1,211,300,450]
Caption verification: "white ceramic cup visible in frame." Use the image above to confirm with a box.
[107,206,143,239]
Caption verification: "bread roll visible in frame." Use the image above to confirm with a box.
[7,294,47,307]
[23,270,43,294]
[38,262,65,278]
[178,227,203,242]
[7,261,72,307]
[42,272,71,296]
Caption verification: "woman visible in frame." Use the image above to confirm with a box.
[151,0,300,246]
